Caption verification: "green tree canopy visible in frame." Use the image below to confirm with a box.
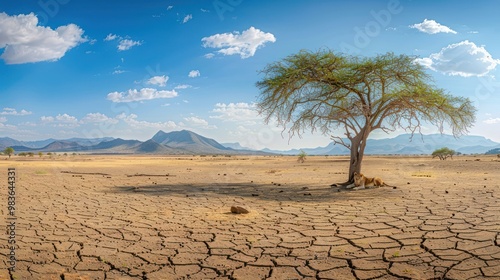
[432,147,456,160]
[257,50,476,184]
[3,147,14,158]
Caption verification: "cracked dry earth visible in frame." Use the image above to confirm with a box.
[0,155,499,279]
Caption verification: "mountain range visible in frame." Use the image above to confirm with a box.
[1,130,499,155]
[2,130,265,155]
[261,134,500,155]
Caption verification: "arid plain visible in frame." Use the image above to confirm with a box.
[0,154,499,279]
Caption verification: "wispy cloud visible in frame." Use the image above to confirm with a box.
[414,40,500,77]
[410,19,457,34]
[107,88,178,103]
[188,70,200,78]
[112,69,127,75]
[0,122,16,130]
[484,118,500,124]
[202,27,276,59]
[183,14,193,23]
[0,12,86,64]
[175,84,192,89]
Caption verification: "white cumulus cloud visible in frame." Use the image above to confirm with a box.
[41,113,79,127]
[184,116,208,126]
[107,88,178,103]
[184,116,217,129]
[1,108,32,116]
[55,113,78,123]
[118,39,142,51]
[117,113,179,129]
[147,75,169,87]
[414,40,500,77]
[81,113,119,124]
[103,33,141,51]
[211,102,261,123]
[188,70,200,78]
[0,12,86,64]
[410,19,457,34]
[202,26,276,59]
[104,33,118,41]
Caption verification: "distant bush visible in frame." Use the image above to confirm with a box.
[297,150,306,163]
[432,147,455,160]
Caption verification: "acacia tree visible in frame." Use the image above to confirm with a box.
[257,50,476,185]
[432,147,455,160]
[3,147,14,158]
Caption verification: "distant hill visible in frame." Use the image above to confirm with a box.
[0,137,113,150]
[263,134,500,155]
[88,138,142,153]
[221,142,253,150]
[152,130,231,154]
[64,137,115,147]
[41,141,86,152]
[12,141,86,152]
[0,137,30,149]
[134,139,177,154]
[486,148,500,155]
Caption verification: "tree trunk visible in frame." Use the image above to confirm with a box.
[346,139,359,183]
[333,127,370,186]
[347,136,368,183]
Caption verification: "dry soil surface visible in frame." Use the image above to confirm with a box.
[0,155,499,279]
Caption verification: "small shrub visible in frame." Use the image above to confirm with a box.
[297,150,306,163]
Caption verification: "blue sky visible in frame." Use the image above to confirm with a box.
[1,0,499,150]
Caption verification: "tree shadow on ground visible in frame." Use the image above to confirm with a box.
[108,182,401,203]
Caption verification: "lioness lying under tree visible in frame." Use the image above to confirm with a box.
[345,172,394,190]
